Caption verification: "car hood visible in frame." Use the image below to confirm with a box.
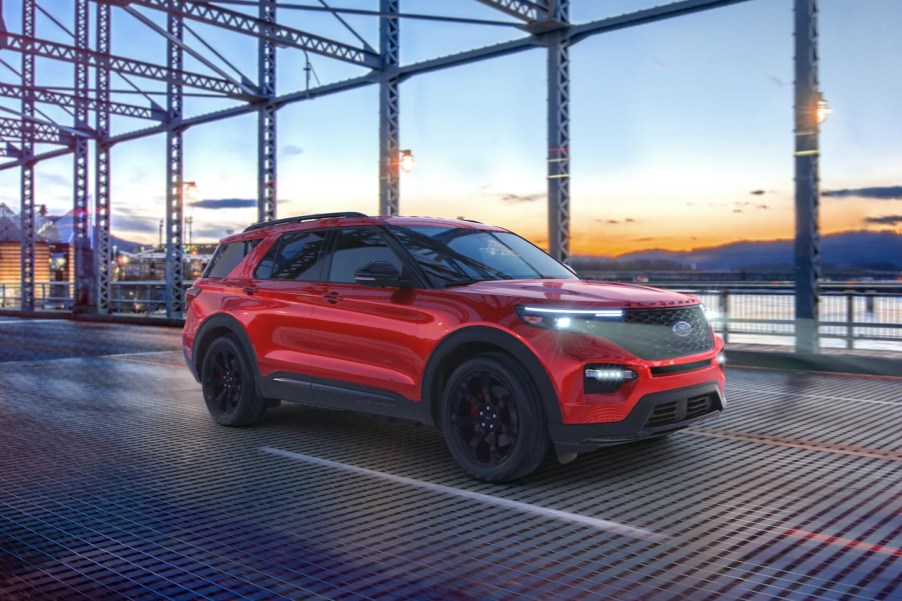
[455,279,699,308]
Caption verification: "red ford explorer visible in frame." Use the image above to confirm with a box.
[183,212,725,481]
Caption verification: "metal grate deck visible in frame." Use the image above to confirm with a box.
[0,320,899,600]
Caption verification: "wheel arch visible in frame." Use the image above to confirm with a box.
[193,313,261,383]
[421,326,562,427]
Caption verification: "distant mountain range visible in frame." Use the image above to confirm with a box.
[572,231,902,272]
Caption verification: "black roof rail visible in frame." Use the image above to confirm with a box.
[243,211,369,232]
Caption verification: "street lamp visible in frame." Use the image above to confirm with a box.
[183,180,200,201]
[399,149,415,173]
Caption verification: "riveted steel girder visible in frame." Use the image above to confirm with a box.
[0,118,77,145]
[379,0,400,216]
[0,83,165,121]
[19,0,35,312]
[3,32,251,98]
[114,0,380,68]
[474,0,548,22]
[547,0,570,263]
[258,0,277,224]
[165,11,185,319]
[95,2,113,314]
[73,0,93,312]
[794,0,821,353]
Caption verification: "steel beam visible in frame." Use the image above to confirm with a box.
[258,0,277,223]
[95,2,112,314]
[74,0,92,313]
[1,142,22,158]
[794,0,821,353]
[474,0,548,22]
[3,32,251,98]
[0,83,164,121]
[165,10,185,318]
[569,0,753,43]
[114,0,380,68]
[20,0,36,312]
[379,0,400,216]
[0,118,76,145]
[547,0,570,263]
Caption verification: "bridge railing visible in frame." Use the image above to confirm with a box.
[1,280,900,351]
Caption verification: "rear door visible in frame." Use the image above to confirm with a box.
[242,228,329,377]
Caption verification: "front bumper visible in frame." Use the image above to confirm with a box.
[549,381,724,454]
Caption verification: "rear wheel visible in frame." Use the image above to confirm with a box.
[441,353,549,482]
[201,336,266,426]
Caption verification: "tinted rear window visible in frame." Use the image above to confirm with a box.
[203,239,261,278]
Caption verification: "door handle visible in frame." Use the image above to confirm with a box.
[242,286,257,296]
[323,292,340,304]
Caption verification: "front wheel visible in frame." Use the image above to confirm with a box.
[201,336,266,426]
[441,353,549,482]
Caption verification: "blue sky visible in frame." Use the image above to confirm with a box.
[1,0,900,254]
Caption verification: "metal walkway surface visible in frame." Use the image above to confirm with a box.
[0,319,899,600]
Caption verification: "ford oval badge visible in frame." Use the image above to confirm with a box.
[672,321,693,337]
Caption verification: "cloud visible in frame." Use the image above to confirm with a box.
[864,215,902,225]
[625,218,636,223]
[822,186,902,200]
[498,192,543,203]
[38,173,70,187]
[190,198,257,209]
[767,75,786,88]
[634,237,654,242]
[281,144,304,157]
[112,214,160,234]
[757,204,769,210]
[750,190,767,196]
[733,209,743,213]
[194,224,249,240]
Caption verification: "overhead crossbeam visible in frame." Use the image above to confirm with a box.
[114,0,380,68]
[0,83,165,121]
[0,117,77,145]
[474,0,548,22]
[3,33,253,98]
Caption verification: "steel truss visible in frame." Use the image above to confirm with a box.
[0,0,823,351]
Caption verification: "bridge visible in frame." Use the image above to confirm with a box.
[0,1,900,599]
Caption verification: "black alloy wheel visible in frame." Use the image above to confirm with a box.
[201,336,266,426]
[441,353,549,482]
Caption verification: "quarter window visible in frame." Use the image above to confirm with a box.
[203,239,261,278]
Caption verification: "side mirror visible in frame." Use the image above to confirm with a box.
[354,260,402,287]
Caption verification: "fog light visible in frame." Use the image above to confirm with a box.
[717,352,726,368]
[585,368,637,381]
[584,365,637,394]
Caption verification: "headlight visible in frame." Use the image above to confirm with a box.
[516,305,623,329]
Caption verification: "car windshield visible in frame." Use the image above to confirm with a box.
[388,225,577,287]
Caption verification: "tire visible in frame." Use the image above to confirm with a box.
[200,335,266,427]
[441,353,549,482]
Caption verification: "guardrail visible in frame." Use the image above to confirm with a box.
[2,280,900,351]
[648,282,902,351]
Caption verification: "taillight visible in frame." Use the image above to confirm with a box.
[185,286,202,308]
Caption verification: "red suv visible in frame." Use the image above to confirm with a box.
[183,212,725,481]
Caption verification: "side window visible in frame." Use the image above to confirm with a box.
[203,239,261,278]
[327,228,403,284]
[256,230,328,281]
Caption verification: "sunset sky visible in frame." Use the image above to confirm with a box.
[0,0,900,255]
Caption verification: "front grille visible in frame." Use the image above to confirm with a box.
[644,392,718,429]
[651,358,713,376]
[589,305,713,360]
